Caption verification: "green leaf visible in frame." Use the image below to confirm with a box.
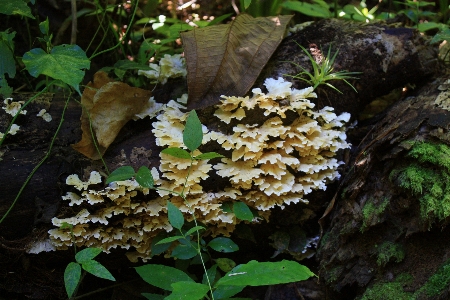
[168,23,194,38]
[150,232,171,256]
[39,18,49,35]
[142,293,165,300]
[114,59,155,70]
[232,202,253,221]
[0,30,16,78]
[202,264,218,285]
[194,152,225,160]
[167,201,184,230]
[0,0,35,18]
[221,202,232,213]
[215,260,315,287]
[75,247,102,263]
[184,225,206,236]
[431,28,450,44]
[208,237,239,253]
[172,243,198,260]
[166,281,209,300]
[183,110,203,151]
[216,258,236,273]
[135,264,194,291]
[243,0,252,10]
[64,262,81,298]
[0,79,13,98]
[105,166,135,184]
[22,44,90,94]
[135,166,154,188]
[81,260,115,281]
[161,147,192,159]
[212,285,245,299]
[207,13,233,26]
[282,1,331,18]
[155,235,184,245]
[60,222,73,230]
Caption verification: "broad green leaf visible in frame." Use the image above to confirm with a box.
[208,237,239,253]
[207,13,233,26]
[216,260,315,287]
[75,247,102,263]
[1,0,35,18]
[418,21,441,32]
[150,232,172,256]
[60,222,73,230]
[114,59,154,70]
[183,110,203,151]
[64,262,81,298]
[216,258,236,272]
[167,201,184,230]
[282,1,332,18]
[190,252,210,265]
[221,202,232,213]
[232,202,253,221]
[172,243,198,260]
[155,235,184,245]
[22,44,90,94]
[169,23,194,38]
[184,225,206,236]
[136,166,154,188]
[431,28,450,44]
[194,152,225,160]
[161,147,192,159]
[243,0,252,10]
[202,264,218,285]
[81,260,116,281]
[166,281,209,300]
[135,264,194,291]
[212,285,245,299]
[142,293,165,300]
[0,79,13,97]
[39,18,49,35]
[106,166,135,184]
[0,30,16,78]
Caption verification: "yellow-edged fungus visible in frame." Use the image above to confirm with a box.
[48,77,350,261]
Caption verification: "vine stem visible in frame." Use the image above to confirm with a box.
[179,156,215,299]
[0,91,71,224]
[89,0,139,60]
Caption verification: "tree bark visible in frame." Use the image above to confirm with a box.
[317,76,450,298]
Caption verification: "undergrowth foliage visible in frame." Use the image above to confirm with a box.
[106,110,315,299]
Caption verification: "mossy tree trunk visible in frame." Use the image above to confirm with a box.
[317,76,450,299]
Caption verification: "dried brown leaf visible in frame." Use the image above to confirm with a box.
[72,71,152,160]
[181,14,292,110]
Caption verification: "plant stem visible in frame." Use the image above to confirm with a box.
[0,91,70,224]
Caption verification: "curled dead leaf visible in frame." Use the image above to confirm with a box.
[72,71,152,159]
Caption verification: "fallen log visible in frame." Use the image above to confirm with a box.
[0,18,440,299]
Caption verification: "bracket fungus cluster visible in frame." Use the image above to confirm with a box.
[49,77,350,261]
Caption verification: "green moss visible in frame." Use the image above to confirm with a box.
[390,142,450,223]
[361,197,389,232]
[415,259,450,298]
[325,265,345,284]
[360,273,413,300]
[361,258,450,299]
[375,241,405,267]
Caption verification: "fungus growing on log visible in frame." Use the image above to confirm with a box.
[48,77,350,261]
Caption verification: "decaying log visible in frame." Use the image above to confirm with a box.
[316,76,450,298]
[0,18,442,299]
